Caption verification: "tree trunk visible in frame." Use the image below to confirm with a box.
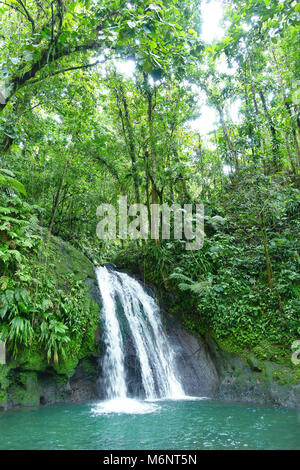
[115,84,140,204]
[259,90,280,170]
[216,104,239,174]
[284,101,300,172]
[48,160,68,235]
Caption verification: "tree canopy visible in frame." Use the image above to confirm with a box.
[0,0,299,368]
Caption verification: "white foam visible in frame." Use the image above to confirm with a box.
[91,398,160,415]
[146,395,210,402]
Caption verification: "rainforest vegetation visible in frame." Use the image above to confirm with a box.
[0,0,299,374]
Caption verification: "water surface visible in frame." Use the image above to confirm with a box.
[0,398,299,450]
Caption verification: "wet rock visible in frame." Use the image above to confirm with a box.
[69,357,98,402]
[165,315,219,397]
[206,336,300,408]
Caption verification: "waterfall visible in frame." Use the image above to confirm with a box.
[95,266,185,400]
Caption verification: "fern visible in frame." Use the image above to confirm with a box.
[169,272,194,283]
[0,169,27,196]
[188,280,212,294]
[0,316,34,356]
[169,268,213,295]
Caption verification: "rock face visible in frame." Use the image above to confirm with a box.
[0,356,99,410]
[166,319,300,408]
[69,357,99,403]
[161,311,300,408]
[165,315,219,397]
[206,337,300,409]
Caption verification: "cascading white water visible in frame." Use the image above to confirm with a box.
[95,266,185,401]
[96,266,127,398]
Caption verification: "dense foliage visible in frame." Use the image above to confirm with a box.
[0,192,98,365]
[0,0,299,368]
[115,172,300,361]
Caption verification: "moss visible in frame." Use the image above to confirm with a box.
[212,335,248,359]
[9,345,47,372]
[260,361,299,386]
[21,372,40,403]
[247,354,263,372]
[252,341,290,365]
[210,333,299,379]
[0,365,9,408]
[9,384,24,404]
[0,390,7,406]
[9,371,40,406]
[47,235,95,281]
[54,374,69,385]
[81,357,97,375]
[0,364,10,390]
[53,356,79,377]
[2,233,101,408]
[231,366,244,377]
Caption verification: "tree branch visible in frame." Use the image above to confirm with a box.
[0,40,109,112]
[16,0,36,32]
[29,58,107,84]
[0,1,26,17]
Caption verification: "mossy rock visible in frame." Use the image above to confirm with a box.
[0,364,10,390]
[263,361,299,386]
[9,348,48,372]
[0,365,10,408]
[47,235,94,281]
[0,390,7,406]
[212,335,248,358]
[53,356,79,377]
[252,341,289,364]
[247,354,263,372]
[81,357,98,375]
[9,371,40,407]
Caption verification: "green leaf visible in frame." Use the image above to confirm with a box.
[0,175,27,196]
[0,299,8,318]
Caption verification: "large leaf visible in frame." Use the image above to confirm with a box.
[0,175,27,196]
